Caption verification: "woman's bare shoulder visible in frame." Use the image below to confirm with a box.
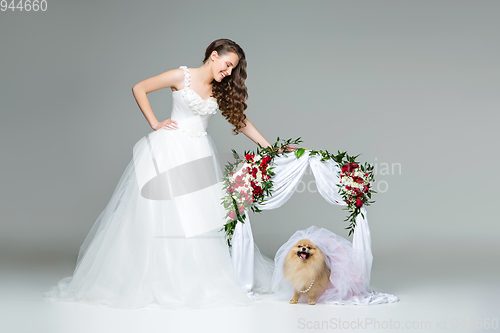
[166,67,185,92]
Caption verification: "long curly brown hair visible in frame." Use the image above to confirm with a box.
[203,39,248,135]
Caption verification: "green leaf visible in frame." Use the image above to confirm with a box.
[294,148,306,159]
[231,149,240,160]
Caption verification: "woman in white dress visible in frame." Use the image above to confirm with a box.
[44,38,295,309]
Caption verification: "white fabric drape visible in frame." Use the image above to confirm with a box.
[231,150,399,305]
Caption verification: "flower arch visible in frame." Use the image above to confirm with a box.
[223,138,398,305]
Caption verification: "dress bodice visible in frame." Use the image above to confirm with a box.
[170,66,220,136]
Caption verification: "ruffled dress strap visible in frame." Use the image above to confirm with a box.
[179,66,191,90]
[177,66,219,116]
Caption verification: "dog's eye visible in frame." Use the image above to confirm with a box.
[297,245,302,248]
[307,246,311,249]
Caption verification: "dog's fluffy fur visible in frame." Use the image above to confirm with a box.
[283,239,331,305]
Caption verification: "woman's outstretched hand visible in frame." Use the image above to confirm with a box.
[153,118,178,131]
[277,144,298,154]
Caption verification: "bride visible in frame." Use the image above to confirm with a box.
[44,38,296,309]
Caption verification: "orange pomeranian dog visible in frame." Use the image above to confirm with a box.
[283,239,331,305]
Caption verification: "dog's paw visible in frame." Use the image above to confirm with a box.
[289,299,298,304]
[308,300,316,305]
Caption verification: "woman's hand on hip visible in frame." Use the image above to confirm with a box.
[153,118,178,131]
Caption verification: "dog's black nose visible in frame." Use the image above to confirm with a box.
[301,247,307,251]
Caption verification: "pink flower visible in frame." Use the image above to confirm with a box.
[228,211,236,220]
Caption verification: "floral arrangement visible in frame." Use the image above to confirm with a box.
[221,138,376,245]
[224,153,272,219]
[221,138,302,246]
[304,149,376,236]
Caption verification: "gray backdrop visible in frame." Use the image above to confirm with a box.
[1,0,499,331]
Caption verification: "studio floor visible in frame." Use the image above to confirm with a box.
[1,244,498,333]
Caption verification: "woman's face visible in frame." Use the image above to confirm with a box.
[211,51,240,82]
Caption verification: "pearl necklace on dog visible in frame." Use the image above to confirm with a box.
[299,278,315,293]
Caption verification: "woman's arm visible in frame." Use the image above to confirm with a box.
[239,118,272,148]
[132,69,183,130]
[240,118,297,152]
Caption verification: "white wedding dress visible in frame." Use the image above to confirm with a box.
[44,66,257,309]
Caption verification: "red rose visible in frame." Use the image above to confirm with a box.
[356,198,363,208]
[251,167,258,178]
[363,184,370,193]
[228,211,236,220]
[245,154,254,162]
[353,176,363,184]
[343,162,359,173]
[253,185,263,196]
